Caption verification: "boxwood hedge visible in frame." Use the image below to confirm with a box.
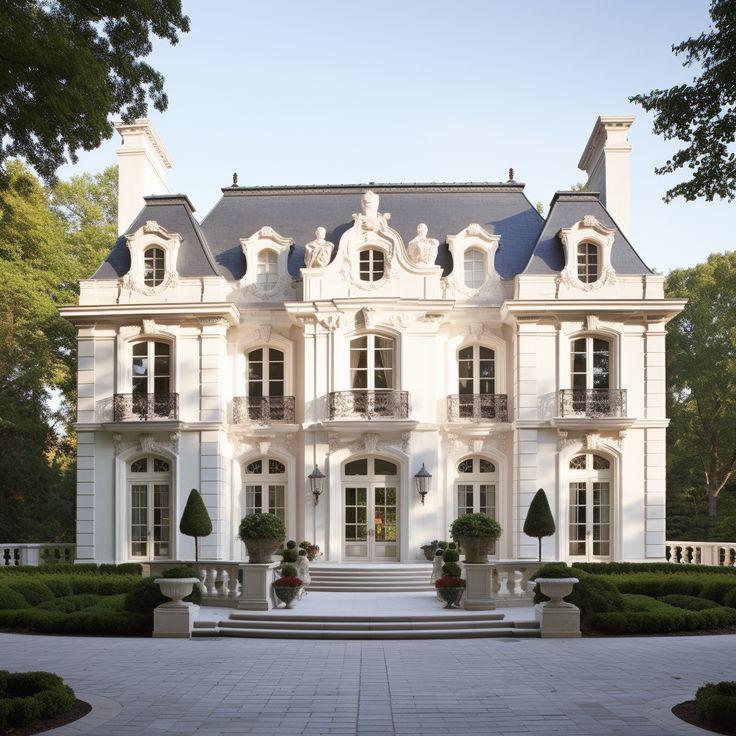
[696,681,736,730]
[0,671,75,731]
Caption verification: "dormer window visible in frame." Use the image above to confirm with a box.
[577,243,599,284]
[464,249,485,289]
[144,247,165,287]
[256,250,278,289]
[359,249,384,281]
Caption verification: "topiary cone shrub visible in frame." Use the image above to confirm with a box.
[179,489,213,564]
[523,488,556,562]
[238,513,285,563]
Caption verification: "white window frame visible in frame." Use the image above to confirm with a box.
[349,333,395,390]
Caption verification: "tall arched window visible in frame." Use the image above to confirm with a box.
[456,456,498,553]
[130,340,173,418]
[129,455,171,559]
[577,243,599,284]
[143,247,165,287]
[246,347,286,421]
[243,458,287,521]
[256,250,278,289]
[359,249,385,281]
[568,453,611,560]
[463,249,485,288]
[458,345,495,418]
[350,334,394,389]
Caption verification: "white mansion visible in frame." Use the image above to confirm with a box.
[60,116,685,566]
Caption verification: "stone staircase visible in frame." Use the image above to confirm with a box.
[193,611,541,640]
[307,563,435,592]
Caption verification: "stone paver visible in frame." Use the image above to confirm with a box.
[0,629,730,735]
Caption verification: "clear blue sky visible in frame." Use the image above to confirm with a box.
[60,0,733,275]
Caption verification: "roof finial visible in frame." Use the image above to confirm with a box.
[508,167,515,182]
[232,172,238,187]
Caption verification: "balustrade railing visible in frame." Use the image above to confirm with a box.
[113,393,179,421]
[328,390,410,420]
[447,394,508,422]
[665,541,736,567]
[149,561,243,604]
[489,560,541,606]
[233,396,296,424]
[1,543,76,566]
[558,389,627,418]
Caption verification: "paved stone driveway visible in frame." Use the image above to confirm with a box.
[1,632,729,735]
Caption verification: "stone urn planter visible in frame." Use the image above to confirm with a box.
[272,578,302,608]
[238,512,285,563]
[536,578,579,607]
[435,578,466,608]
[154,577,200,605]
[450,513,503,563]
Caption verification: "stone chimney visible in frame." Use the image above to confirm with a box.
[578,115,635,236]
[115,119,173,235]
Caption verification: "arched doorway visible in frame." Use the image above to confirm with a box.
[568,453,613,562]
[342,456,399,561]
[128,455,172,559]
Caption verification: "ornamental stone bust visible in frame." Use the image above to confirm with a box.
[407,223,439,266]
[304,226,334,268]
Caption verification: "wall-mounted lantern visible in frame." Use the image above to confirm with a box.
[414,463,431,505]
[308,464,326,505]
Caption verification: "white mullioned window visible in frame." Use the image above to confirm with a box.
[463,248,485,288]
[256,250,278,289]
[350,334,394,389]
[243,458,287,522]
[577,242,599,284]
[143,247,166,286]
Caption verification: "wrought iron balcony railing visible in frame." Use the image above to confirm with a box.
[113,393,179,421]
[558,389,627,418]
[447,394,509,422]
[233,396,296,424]
[328,390,410,420]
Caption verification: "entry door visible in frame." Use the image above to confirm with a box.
[568,481,611,561]
[344,484,398,560]
[130,482,171,559]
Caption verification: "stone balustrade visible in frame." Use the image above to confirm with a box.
[491,560,541,606]
[666,541,736,567]
[149,561,242,605]
[0,543,76,567]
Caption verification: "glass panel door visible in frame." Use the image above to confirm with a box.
[131,484,148,557]
[153,484,170,557]
[344,486,368,558]
[372,486,398,560]
[569,480,611,561]
[130,482,170,559]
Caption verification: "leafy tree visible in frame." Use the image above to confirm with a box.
[523,488,556,561]
[0,1,189,184]
[666,252,736,522]
[0,161,116,542]
[630,0,736,202]
[179,489,213,564]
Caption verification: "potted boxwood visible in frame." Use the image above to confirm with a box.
[450,513,502,563]
[273,540,303,607]
[238,512,285,563]
[434,543,465,607]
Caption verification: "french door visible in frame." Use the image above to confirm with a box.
[568,453,612,561]
[129,456,171,559]
[344,485,398,560]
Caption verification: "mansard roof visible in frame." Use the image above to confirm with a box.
[90,195,220,280]
[199,183,545,281]
[523,192,652,275]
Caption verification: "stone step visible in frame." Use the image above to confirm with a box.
[309,585,434,593]
[216,618,534,632]
[224,611,507,623]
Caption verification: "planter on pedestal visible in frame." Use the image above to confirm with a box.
[435,577,466,608]
[534,577,581,638]
[152,577,200,638]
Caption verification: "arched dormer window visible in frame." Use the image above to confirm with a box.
[577,242,599,284]
[463,248,485,288]
[256,250,278,289]
[143,246,166,287]
[359,249,384,281]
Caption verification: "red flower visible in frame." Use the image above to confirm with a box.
[434,576,466,588]
[273,576,303,587]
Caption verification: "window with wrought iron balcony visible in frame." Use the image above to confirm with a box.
[447,345,508,422]
[233,347,296,424]
[328,335,410,420]
[113,340,179,421]
[558,337,627,417]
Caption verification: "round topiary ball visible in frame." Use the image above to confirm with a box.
[286,540,297,549]
[442,548,459,563]
[282,547,298,563]
[442,562,462,577]
[448,542,457,550]
[281,563,298,577]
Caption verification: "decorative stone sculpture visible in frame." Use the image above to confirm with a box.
[304,227,334,268]
[407,223,439,266]
[352,189,390,232]
[296,550,311,599]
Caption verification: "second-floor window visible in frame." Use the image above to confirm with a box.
[256,250,278,289]
[132,341,171,397]
[350,335,394,389]
[247,348,284,398]
[571,337,610,390]
[143,247,165,287]
[359,249,384,281]
[577,243,599,284]
[458,345,495,395]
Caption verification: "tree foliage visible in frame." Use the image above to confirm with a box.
[0,161,116,542]
[179,489,213,563]
[630,0,736,202]
[666,252,736,522]
[523,488,556,561]
[0,1,189,184]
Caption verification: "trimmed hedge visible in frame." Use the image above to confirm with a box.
[0,670,75,731]
[658,594,721,611]
[696,681,736,730]
[3,579,54,606]
[0,606,147,635]
[591,605,736,634]
[36,594,104,614]
[572,562,736,576]
[0,563,143,577]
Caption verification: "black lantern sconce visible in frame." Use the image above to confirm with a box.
[308,464,326,505]
[414,463,431,505]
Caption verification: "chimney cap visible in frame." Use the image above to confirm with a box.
[578,115,635,172]
[114,118,174,169]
